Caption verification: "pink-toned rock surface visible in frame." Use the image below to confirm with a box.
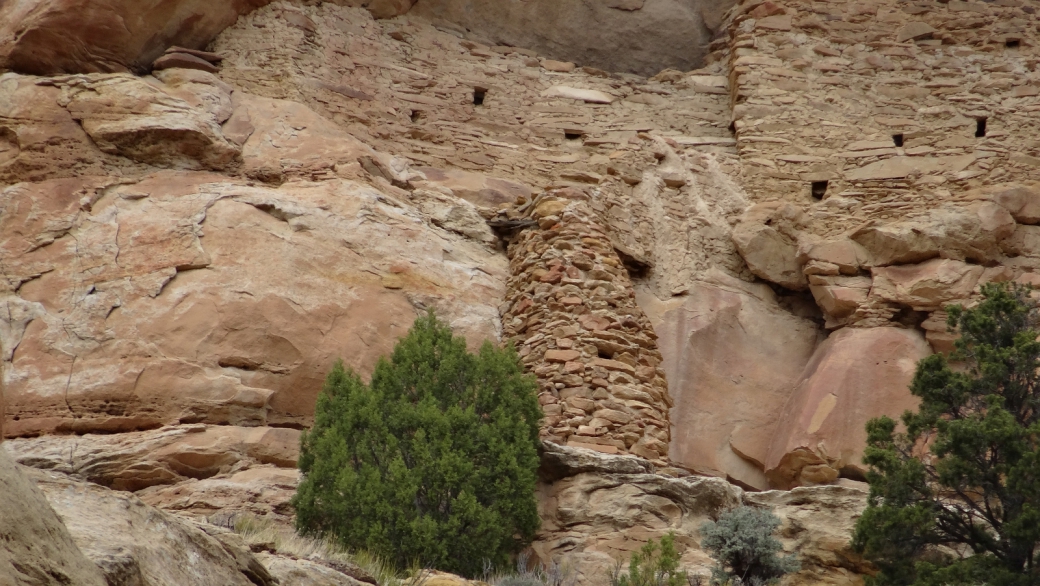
[765,327,931,489]
[642,278,821,489]
[0,0,270,75]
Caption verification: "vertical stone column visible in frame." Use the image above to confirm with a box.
[500,188,671,464]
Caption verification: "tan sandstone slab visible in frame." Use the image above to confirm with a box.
[870,258,984,309]
[542,86,616,104]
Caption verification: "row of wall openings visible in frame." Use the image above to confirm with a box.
[887,119,986,148]
[809,119,990,200]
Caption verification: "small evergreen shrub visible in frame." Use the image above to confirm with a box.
[700,506,799,586]
[292,311,543,577]
[609,532,689,586]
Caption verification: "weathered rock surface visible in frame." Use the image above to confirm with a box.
[257,553,369,586]
[0,0,268,75]
[409,0,734,76]
[6,424,298,490]
[535,442,868,586]
[0,449,108,586]
[2,159,504,437]
[747,486,873,584]
[732,202,809,290]
[642,277,821,489]
[765,327,931,489]
[26,465,276,586]
[4,0,1040,576]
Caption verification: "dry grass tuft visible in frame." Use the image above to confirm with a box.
[231,514,405,586]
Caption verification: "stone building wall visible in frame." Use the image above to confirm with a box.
[715,0,1040,335]
[499,188,672,465]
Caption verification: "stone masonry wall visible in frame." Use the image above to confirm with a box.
[499,188,671,465]
[714,0,1040,337]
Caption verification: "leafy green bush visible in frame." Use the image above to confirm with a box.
[700,506,798,586]
[609,532,689,586]
[292,311,543,577]
[852,282,1040,586]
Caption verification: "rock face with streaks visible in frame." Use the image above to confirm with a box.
[8,0,1040,583]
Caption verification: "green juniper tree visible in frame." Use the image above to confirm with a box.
[853,282,1040,586]
[292,311,543,577]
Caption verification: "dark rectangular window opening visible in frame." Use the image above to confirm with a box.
[728,121,736,133]
[564,132,583,140]
[976,117,987,138]
[811,181,828,200]
[1006,39,1021,49]
[410,110,422,123]
[473,88,486,106]
[892,133,904,147]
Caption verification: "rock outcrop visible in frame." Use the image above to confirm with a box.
[0,449,108,586]
[0,0,269,75]
[534,442,869,586]
[409,0,736,76]
[5,0,1040,583]
[27,466,276,586]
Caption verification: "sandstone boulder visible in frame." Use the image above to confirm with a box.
[52,73,240,169]
[746,486,872,582]
[138,465,299,522]
[987,184,1040,225]
[0,73,130,183]
[257,553,370,586]
[27,466,275,586]
[0,449,108,586]
[732,202,809,290]
[850,203,1015,266]
[534,443,871,586]
[764,327,930,489]
[870,259,983,310]
[535,458,742,585]
[798,238,869,275]
[1001,224,1040,258]
[642,279,820,489]
[809,276,872,321]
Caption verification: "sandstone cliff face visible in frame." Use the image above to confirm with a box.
[409,0,736,76]
[4,0,1038,583]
